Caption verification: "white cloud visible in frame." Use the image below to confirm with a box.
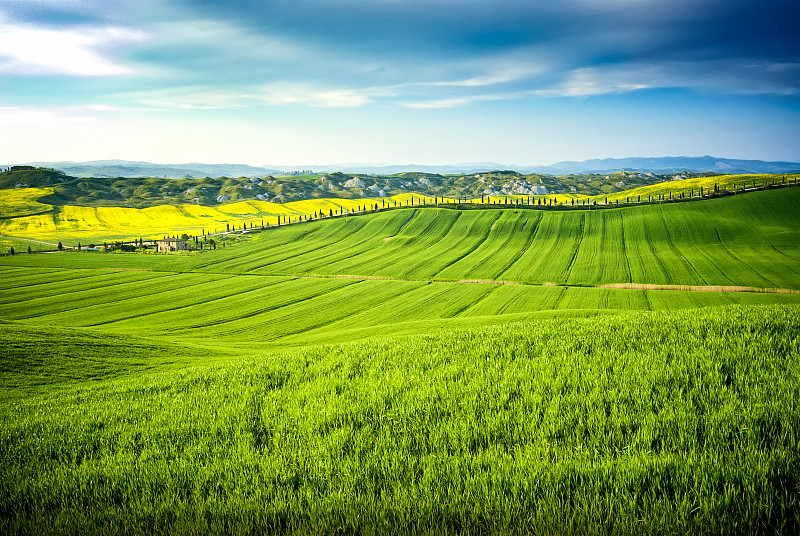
[128,82,377,110]
[534,61,800,98]
[0,104,125,125]
[404,92,529,109]
[534,67,651,98]
[429,61,546,88]
[254,83,373,107]
[0,12,148,76]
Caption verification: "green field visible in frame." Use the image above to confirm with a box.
[1,187,799,534]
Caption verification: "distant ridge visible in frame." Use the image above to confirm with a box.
[529,156,800,175]
[4,156,798,178]
[9,160,285,179]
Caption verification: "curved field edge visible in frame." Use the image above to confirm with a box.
[1,304,798,535]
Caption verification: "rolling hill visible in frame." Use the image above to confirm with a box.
[1,187,799,534]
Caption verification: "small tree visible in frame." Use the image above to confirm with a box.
[27,246,32,254]
[9,246,14,255]
[58,242,63,251]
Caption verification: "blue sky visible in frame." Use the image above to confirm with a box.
[1,0,798,166]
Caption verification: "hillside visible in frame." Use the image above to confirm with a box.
[2,188,800,534]
[1,172,796,248]
[7,166,784,215]
[1,187,798,353]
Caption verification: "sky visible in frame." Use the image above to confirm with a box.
[1,0,798,167]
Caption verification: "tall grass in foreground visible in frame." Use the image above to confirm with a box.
[1,305,799,535]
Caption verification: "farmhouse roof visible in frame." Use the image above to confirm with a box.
[157,238,186,242]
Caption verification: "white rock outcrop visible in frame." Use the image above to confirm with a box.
[343,177,366,188]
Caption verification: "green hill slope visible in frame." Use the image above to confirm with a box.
[0,188,798,355]
[2,305,799,534]
[4,186,799,287]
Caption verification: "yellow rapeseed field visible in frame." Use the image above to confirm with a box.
[0,192,438,243]
[0,187,54,218]
[582,173,800,203]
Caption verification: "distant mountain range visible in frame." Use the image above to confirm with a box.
[5,156,799,178]
[528,156,800,175]
[7,160,286,179]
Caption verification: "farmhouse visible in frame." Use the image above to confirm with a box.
[156,238,188,252]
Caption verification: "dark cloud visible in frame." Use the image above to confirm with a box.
[171,0,798,60]
[158,0,799,96]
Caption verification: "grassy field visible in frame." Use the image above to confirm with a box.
[1,186,799,533]
[2,306,798,534]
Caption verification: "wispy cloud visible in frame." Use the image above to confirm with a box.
[404,92,528,109]
[127,82,379,110]
[0,12,148,76]
[0,104,124,125]
[535,61,800,98]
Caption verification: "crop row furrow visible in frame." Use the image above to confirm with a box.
[81,275,299,328]
[0,267,105,291]
[561,212,586,283]
[272,212,418,275]
[12,273,236,324]
[0,269,171,306]
[117,277,361,334]
[245,212,408,275]
[493,212,543,281]
[433,212,509,280]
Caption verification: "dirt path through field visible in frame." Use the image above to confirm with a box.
[597,282,800,294]
[29,262,800,294]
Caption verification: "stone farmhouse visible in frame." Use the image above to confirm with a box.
[156,238,188,252]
